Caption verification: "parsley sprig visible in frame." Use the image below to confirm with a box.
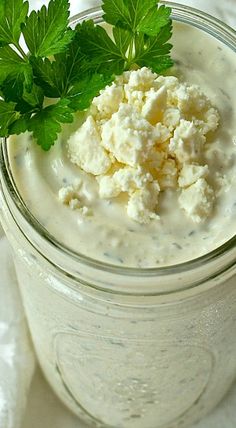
[0,0,173,150]
[76,0,173,74]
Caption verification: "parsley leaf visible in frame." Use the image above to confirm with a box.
[1,74,25,103]
[134,22,174,72]
[8,115,30,135]
[75,20,125,75]
[30,34,85,98]
[76,8,173,74]
[100,0,173,73]
[22,0,73,57]
[137,5,172,37]
[67,73,113,110]
[0,0,29,46]
[102,0,157,33]
[30,57,64,98]
[31,36,112,111]
[0,46,32,88]
[0,100,20,136]
[102,0,171,37]
[23,84,44,109]
[28,99,74,151]
[112,27,132,58]
[1,75,44,114]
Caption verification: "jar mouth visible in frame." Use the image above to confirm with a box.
[0,2,236,285]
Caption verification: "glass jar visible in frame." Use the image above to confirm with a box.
[0,3,236,428]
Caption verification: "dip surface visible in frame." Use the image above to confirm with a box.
[8,22,236,267]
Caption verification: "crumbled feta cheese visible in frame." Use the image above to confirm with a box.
[69,199,81,210]
[92,82,124,119]
[145,148,166,170]
[98,167,159,222]
[127,67,157,91]
[101,104,160,167]
[64,67,220,224]
[58,178,82,205]
[157,159,178,190]
[171,84,208,114]
[98,166,153,199]
[155,123,171,144]
[68,116,112,175]
[178,164,209,188]
[169,120,206,163]
[112,166,153,192]
[179,178,215,223]
[201,107,220,134]
[58,183,92,215]
[98,175,120,199]
[154,75,179,91]
[127,182,160,224]
[142,86,167,124]
[163,108,181,130]
[58,186,79,205]
[124,85,145,111]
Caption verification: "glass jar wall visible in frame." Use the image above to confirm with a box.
[0,3,236,428]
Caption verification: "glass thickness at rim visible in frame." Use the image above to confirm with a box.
[0,2,236,280]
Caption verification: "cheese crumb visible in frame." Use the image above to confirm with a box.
[158,159,178,190]
[68,116,112,175]
[99,166,153,198]
[58,182,92,215]
[59,186,80,206]
[92,82,124,119]
[127,67,157,91]
[142,86,167,124]
[101,104,160,167]
[127,182,160,224]
[179,178,215,223]
[169,120,206,163]
[178,164,209,188]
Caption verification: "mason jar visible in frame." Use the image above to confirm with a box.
[0,3,236,428]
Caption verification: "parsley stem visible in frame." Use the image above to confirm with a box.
[15,42,28,60]
[127,38,134,69]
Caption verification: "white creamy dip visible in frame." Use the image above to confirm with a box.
[8,22,236,267]
[2,16,236,428]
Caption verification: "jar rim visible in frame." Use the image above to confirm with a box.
[0,2,236,289]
